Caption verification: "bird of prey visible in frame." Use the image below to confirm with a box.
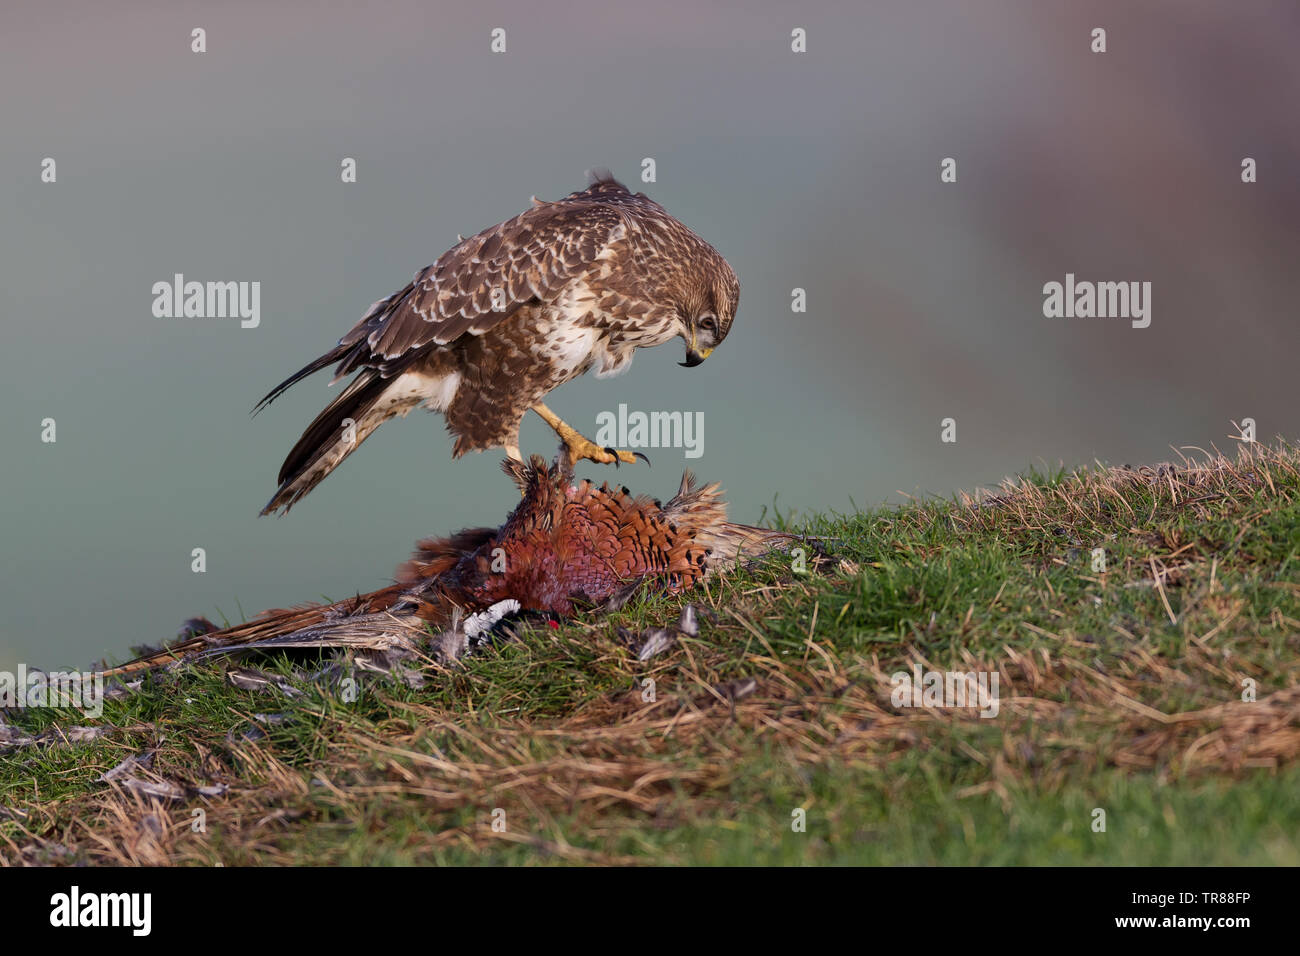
[256,169,739,515]
[100,453,792,678]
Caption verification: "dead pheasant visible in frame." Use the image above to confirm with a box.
[100,454,794,678]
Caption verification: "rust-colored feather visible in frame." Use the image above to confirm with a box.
[101,456,794,678]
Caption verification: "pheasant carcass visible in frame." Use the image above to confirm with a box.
[100,454,794,678]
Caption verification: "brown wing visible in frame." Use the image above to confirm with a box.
[334,192,630,374]
[254,175,638,413]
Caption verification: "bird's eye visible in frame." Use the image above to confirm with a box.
[699,315,718,334]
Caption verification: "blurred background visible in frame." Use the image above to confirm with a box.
[2,0,1297,669]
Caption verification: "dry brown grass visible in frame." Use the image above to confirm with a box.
[12,589,1296,865]
[5,441,1298,865]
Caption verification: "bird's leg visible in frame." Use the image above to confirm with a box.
[530,402,648,467]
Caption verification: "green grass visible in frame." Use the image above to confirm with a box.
[3,443,1299,865]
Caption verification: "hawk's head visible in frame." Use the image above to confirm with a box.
[678,255,740,368]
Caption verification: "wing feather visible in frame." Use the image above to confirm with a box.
[339,189,632,370]
[254,172,654,415]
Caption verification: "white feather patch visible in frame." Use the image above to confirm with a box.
[463,599,522,638]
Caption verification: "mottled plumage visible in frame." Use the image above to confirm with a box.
[257,170,739,515]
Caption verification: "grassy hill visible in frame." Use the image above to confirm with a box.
[3,442,1299,865]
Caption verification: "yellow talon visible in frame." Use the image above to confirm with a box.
[564,436,642,467]
[531,402,649,468]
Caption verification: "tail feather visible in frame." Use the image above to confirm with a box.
[261,371,407,515]
[252,346,348,416]
[96,584,419,679]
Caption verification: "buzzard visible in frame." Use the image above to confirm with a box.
[256,169,739,515]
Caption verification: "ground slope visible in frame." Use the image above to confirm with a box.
[3,442,1298,865]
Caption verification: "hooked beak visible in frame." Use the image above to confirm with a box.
[679,343,713,368]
